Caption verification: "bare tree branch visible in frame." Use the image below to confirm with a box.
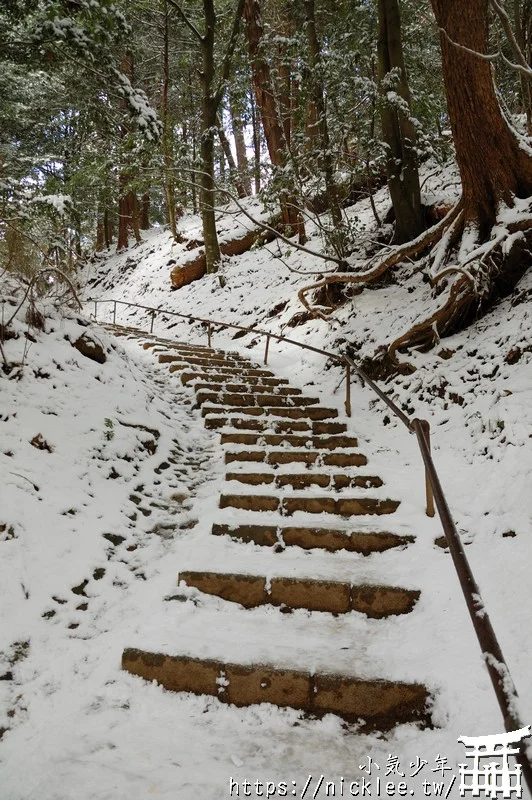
[166,0,203,41]
[215,0,246,106]
[174,172,348,266]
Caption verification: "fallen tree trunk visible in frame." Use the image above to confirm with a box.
[171,225,277,289]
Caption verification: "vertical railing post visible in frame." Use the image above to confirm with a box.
[207,321,212,348]
[264,334,271,365]
[420,419,435,517]
[150,309,156,334]
[344,361,351,417]
[113,301,117,325]
[94,300,98,320]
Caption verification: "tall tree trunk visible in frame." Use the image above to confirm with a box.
[431,0,532,238]
[117,53,141,251]
[217,113,248,197]
[243,0,305,241]
[250,88,261,193]
[303,0,342,228]
[377,0,424,244]
[139,193,150,230]
[161,0,179,241]
[230,93,252,194]
[513,0,532,133]
[199,0,222,273]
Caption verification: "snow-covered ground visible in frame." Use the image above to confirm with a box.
[1,174,531,799]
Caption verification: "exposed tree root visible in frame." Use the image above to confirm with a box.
[298,199,532,375]
[297,201,463,320]
[387,215,532,371]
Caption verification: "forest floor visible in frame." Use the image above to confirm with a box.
[0,168,531,799]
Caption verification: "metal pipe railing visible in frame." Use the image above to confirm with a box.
[90,296,532,786]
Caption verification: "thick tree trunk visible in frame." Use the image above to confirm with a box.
[431,0,532,238]
[243,0,305,241]
[377,0,424,244]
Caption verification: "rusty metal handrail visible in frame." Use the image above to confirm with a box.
[90,296,532,787]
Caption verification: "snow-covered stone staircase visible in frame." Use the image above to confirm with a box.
[110,327,431,732]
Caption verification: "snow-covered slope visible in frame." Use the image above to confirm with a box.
[1,172,531,798]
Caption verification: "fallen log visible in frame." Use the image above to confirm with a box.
[171,225,276,289]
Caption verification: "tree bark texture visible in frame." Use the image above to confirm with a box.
[199,0,222,273]
[243,0,305,241]
[377,0,424,244]
[230,93,252,195]
[217,113,248,198]
[161,0,179,241]
[303,0,342,227]
[431,0,532,238]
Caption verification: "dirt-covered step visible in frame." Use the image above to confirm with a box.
[192,382,302,396]
[178,571,420,617]
[202,405,338,421]
[219,493,399,516]
[151,342,245,358]
[159,353,256,369]
[170,364,276,378]
[195,391,320,408]
[180,372,289,387]
[225,471,383,490]
[220,432,358,449]
[212,522,414,553]
[122,650,429,731]
[225,449,367,467]
[205,416,348,434]
[142,341,217,354]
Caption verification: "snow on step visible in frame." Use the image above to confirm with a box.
[202,404,338,420]
[204,415,348,434]
[122,649,429,731]
[224,472,383,490]
[121,602,430,730]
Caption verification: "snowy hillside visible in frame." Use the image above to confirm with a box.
[1,178,531,799]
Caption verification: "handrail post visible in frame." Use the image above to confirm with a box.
[419,419,435,517]
[112,300,117,325]
[264,334,271,365]
[150,309,156,334]
[345,361,351,417]
[207,321,212,348]
[94,300,98,320]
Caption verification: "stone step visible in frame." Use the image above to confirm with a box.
[178,571,420,618]
[122,650,429,731]
[225,449,368,467]
[225,472,383,490]
[154,342,245,359]
[212,523,414,554]
[195,392,320,408]
[220,432,358,449]
[219,493,399,516]
[143,341,217,354]
[181,372,289,387]
[160,354,255,369]
[203,405,338,420]
[205,416,348,434]
[193,382,302,396]
[170,364,276,378]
